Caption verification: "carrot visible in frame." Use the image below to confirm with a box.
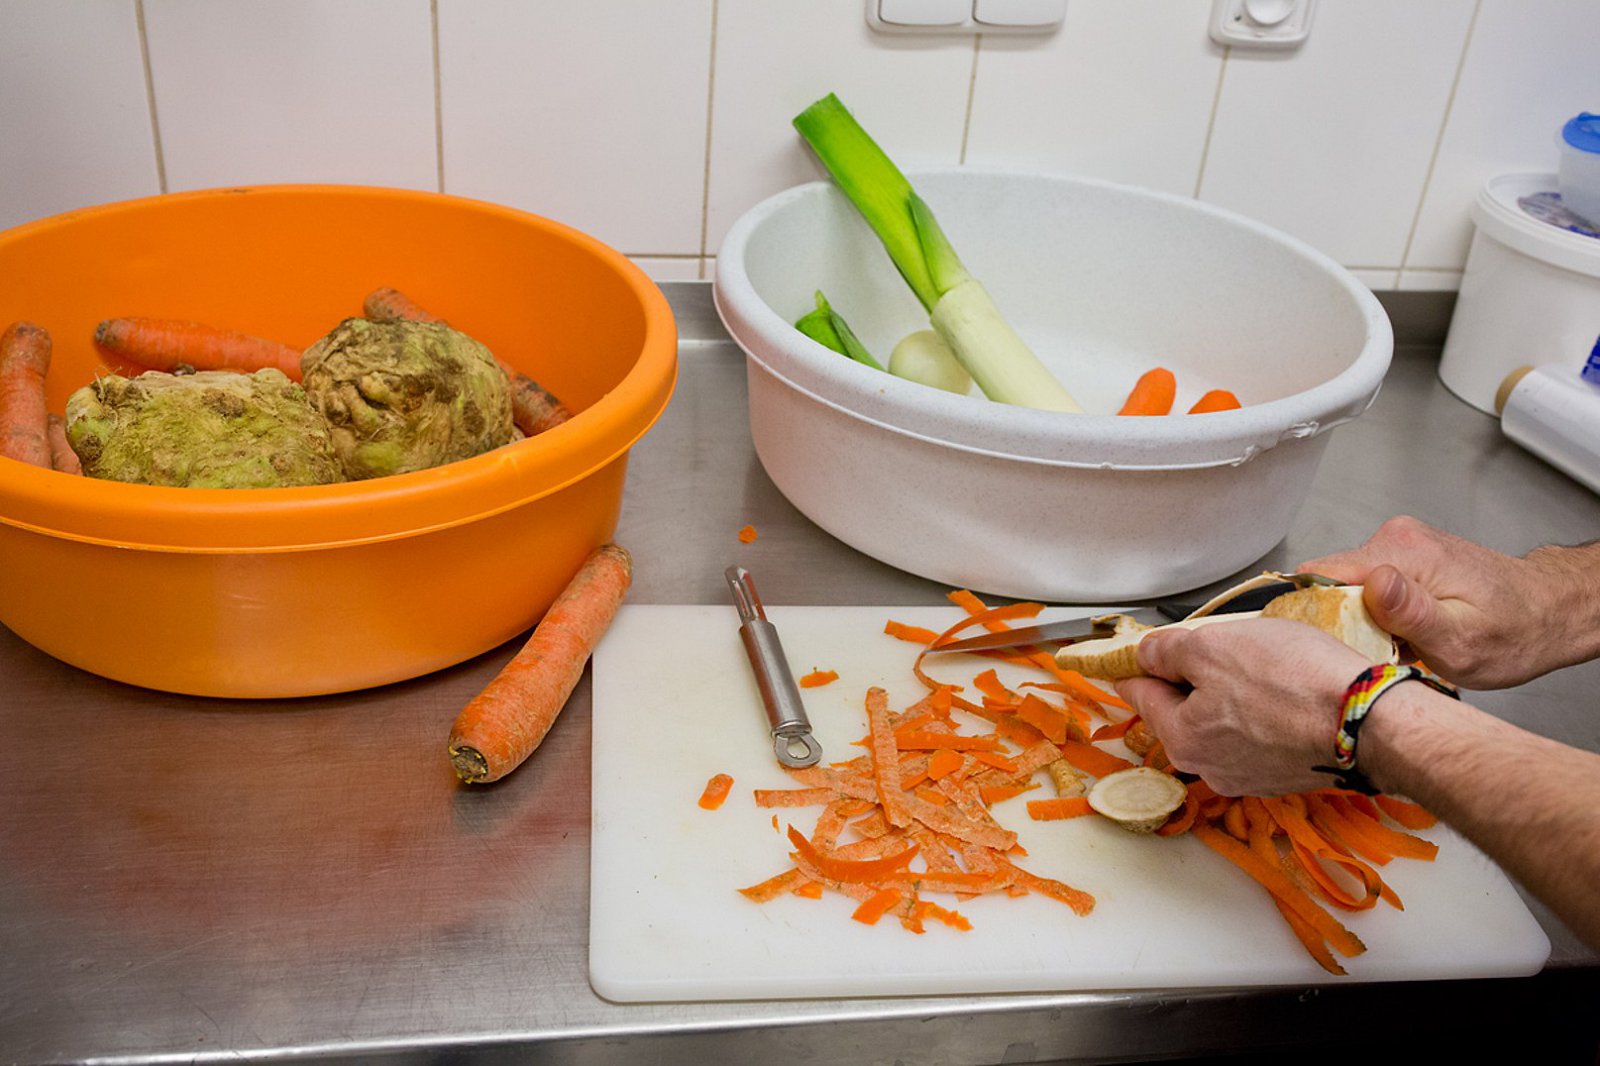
[362,286,445,324]
[1116,367,1176,416]
[978,781,1039,805]
[864,686,910,828]
[738,867,806,902]
[738,524,759,544]
[698,772,735,810]
[448,543,632,783]
[1188,388,1242,413]
[0,322,53,468]
[799,668,837,688]
[1056,739,1136,779]
[884,620,941,644]
[1016,693,1070,745]
[793,880,825,899]
[1374,794,1437,830]
[362,286,573,436]
[1026,797,1093,821]
[926,749,964,780]
[46,415,81,475]
[787,825,918,883]
[93,317,302,378]
[851,877,902,921]
[1191,821,1366,960]
[894,731,1002,752]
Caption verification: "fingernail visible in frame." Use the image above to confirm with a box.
[1378,570,1407,612]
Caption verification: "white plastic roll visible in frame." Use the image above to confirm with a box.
[1495,363,1600,495]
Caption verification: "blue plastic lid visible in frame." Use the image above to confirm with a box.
[1584,335,1600,386]
[1563,113,1600,154]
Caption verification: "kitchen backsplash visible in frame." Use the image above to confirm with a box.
[2,0,1595,291]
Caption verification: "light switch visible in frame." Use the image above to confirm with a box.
[877,0,970,27]
[973,0,1067,28]
[1208,0,1316,48]
[866,0,1064,35]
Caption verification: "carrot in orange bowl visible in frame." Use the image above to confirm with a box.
[448,543,632,784]
[0,321,53,469]
[1116,367,1176,415]
[93,317,304,378]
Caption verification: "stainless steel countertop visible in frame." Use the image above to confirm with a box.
[2,283,1597,1064]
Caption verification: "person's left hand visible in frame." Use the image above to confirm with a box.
[1113,618,1371,797]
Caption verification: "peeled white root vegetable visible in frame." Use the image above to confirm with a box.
[1087,767,1188,834]
[1056,580,1398,680]
[888,329,972,395]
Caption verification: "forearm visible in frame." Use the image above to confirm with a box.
[1361,685,1600,948]
[1522,539,1600,672]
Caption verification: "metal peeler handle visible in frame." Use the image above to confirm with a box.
[725,566,822,769]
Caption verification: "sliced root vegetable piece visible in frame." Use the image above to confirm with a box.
[1086,766,1188,834]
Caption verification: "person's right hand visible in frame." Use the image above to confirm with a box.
[1299,516,1591,688]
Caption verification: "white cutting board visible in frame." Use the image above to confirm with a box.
[589,604,1550,1003]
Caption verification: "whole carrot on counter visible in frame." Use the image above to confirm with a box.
[448,543,633,784]
[1116,367,1177,416]
[93,317,304,378]
[0,321,54,469]
[362,286,573,437]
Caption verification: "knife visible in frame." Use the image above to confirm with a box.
[928,577,1323,655]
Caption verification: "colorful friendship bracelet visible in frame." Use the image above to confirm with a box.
[1312,663,1458,795]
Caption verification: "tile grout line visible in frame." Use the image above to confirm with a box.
[960,33,981,164]
[1192,44,1230,200]
[1396,0,1481,280]
[696,0,720,280]
[431,0,445,193]
[134,0,168,194]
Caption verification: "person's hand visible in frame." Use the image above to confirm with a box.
[1299,516,1583,688]
[1114,618,1369,797]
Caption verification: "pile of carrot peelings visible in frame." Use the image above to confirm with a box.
[735,591,1443,975]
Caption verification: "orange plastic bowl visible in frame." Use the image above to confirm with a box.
[0,185,676,698]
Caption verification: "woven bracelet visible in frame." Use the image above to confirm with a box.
[1312,663,1458,795]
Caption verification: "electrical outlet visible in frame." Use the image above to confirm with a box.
[1209,0,1316,49]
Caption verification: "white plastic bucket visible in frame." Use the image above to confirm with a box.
[1439,172,1600,415]
[715,169,1392,601]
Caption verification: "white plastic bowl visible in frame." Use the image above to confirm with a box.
[714,168,1392,601]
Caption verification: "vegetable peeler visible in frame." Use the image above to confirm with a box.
[725,565,822,769]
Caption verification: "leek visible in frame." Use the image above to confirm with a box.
[794,290,884,371]
[793,93,1083,413]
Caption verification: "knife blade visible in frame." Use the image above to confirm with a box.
[928,578,1315,655]
[928,607,1171,655]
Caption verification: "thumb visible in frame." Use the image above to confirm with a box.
[1362,564,1445,650]
[1135,627,1190,683]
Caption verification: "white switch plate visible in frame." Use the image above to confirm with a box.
[867,0,1066,35]
[1209,0,1316,48]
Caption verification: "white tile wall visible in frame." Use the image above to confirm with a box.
[143,0,438,193]
[0,0,159,231]
[439,0,713,255]
[965,0,1222,197]
[1199,0,1476,270]
[2,0,1597,289]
